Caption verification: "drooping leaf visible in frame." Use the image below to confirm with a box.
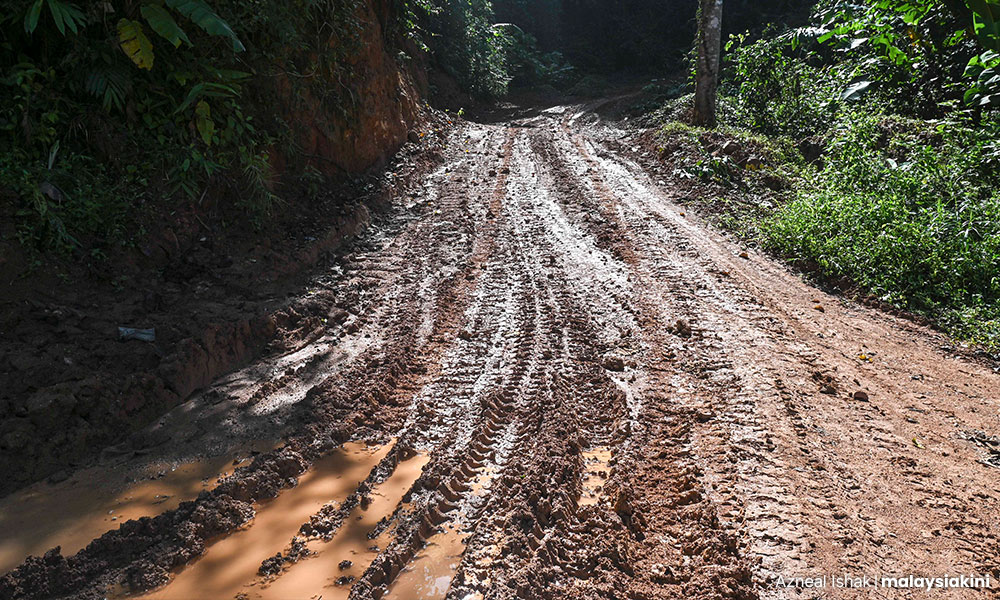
[141,4,191,48]
[165,0,245,52]
[195,100,214,145]
[24,0,43,33]
[968,0,1000,51]
[47,0,85,35]
[47,0,66,34]
[175,81,238,113]
[203,67,251,81]
[86,66,130,112]
[118,19,155,70]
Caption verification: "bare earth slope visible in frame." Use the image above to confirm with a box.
[2,105,998,600]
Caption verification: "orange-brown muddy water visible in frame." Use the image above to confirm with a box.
[253,452,429,600]
[0,455,237,574]
[138,442,403,600]
[579,448,611,507]
[384,523,468,600]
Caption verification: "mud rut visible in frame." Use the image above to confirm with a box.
[3,107,1000,600]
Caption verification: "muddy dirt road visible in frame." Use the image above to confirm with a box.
[2,105,999,600]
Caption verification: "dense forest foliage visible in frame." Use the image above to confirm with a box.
[0,0,805,257]
[2,0,375,253]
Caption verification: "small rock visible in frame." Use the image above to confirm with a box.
[721,140,743,156]
[739,251,749,259]
[671,319,692,338]
[343,317,361,334]
[813,304,825,312]
[650,562,674,582]
[853,391,869,402]
[458,329,474,341]
[338,560,353,570]
[336,575,356,586]
[408,131,420,144]
[603,356,626,372]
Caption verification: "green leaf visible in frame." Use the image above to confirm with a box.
[969,0,1000,51]
[46,0,84,35]
[48,0,65,34]
[175,81,238,113]
[141,4,191,48]
[118,19,155,70]
[24,0,44,33]
[85,67,129,112]
[195,100,214,145]
[165,0,245,52]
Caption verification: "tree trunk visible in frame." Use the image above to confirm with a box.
[693,0,723,127]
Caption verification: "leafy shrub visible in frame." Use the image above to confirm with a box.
[417,0,510,99]
[0,0,387,253]
[764,110,1000,349]
[499,24,576,90]
[806,0,999,113]
[725,30,848,138]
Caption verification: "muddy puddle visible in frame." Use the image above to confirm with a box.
[251,451,429,600]
[131,441,408,600]
[384,523,467,600]
[580,448,612,507]
[383,464,499,598]
[0,450,260,574]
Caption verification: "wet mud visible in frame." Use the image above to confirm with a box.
[2,102,999,600]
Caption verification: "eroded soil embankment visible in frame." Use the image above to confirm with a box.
[0,110,452,496]
[2,108,1000,600]
[0,0,440,495]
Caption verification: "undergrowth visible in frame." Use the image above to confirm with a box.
[646,0,1000,352]
[0,0,515,260]
[764,110,1000,351]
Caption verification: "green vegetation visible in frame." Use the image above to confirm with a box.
[659,0,1000,351]
[765,111,1000,349]
[417,0,511,98]
[0,0,519,257]
[1,0,365,253]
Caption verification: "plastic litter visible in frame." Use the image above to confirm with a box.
[118,327,156,342]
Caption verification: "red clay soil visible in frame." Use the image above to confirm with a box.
[0,110,452,496]
[1,104,999,600]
